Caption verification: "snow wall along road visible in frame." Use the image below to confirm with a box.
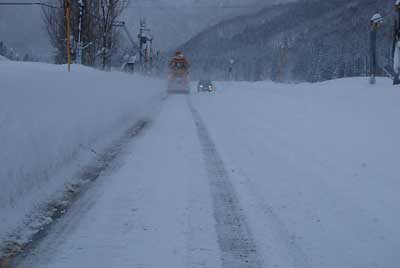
[0,62,164,243]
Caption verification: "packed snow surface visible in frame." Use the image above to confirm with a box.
[192,78,400,268]
[0,62,164,247]
[4,72,400,268]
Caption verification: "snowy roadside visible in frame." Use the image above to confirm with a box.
[191,77,400,268]
[0,62,165,258]
[5,75,400,268]
[11,96,222,268]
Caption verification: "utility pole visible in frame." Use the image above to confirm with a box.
[369,13,383,84]
[112,20,140,73]
[277,40,289,82]
[138,20,145,70]
[137,19,152,73]
[229,58,235,80]
[76,0,84,65]
[149,38,154,73]
[66,0,71,72]
[393,0,400,84]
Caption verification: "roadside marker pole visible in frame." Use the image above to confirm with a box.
[76,0,84,64]
[394,1,400,84]
[66,0,71,72]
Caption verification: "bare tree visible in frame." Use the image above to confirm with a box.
[42,0,127,68]
[97,0,127,70]
[77,0,102,66]
[42,0,68,64]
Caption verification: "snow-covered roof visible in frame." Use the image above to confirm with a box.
[370,13,383,24]
[128,55,137,63]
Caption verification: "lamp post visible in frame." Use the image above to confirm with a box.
[369,13,383,85]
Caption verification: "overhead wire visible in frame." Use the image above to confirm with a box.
[0,1,260,9]
[0,2,60,8]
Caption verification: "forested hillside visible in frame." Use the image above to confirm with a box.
[181,0,394,82]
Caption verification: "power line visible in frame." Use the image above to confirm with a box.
[125,7,258,9]
[120,0,261,9]
[124,5,259,9]
[0,2,60,8]
[0,1,259,9]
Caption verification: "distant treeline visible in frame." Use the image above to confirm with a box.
[180,0,394,82]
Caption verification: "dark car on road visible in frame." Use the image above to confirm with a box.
[197,80,215,92]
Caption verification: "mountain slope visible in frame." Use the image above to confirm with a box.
[180,0,394,82]
[124,0,287,50]
[0,0,290,59]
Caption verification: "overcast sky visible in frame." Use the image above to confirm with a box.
[0,0,292,61]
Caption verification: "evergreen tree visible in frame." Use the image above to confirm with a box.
[0,41,7,56]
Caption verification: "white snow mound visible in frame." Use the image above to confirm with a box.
[0,55,9,61]
[0,62,164,244]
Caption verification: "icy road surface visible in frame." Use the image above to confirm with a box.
[14,79,400,268]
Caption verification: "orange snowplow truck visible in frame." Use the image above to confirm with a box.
[168,51,190,94]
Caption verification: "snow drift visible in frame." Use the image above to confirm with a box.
[0,62,164,243]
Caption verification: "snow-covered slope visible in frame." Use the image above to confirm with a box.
[0,62,164,247]
[181,0,394,82]
[0,55,9,61]
[123,0,276,51]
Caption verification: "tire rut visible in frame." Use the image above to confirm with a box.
[5,120,149,268]
[188,99,263,268]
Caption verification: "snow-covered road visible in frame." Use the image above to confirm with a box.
[14,96,223,268]
[11,78,400,268]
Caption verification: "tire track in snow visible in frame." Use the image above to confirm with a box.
[188,99,263,268]
[233,167,313,268]
[9,120,150,268]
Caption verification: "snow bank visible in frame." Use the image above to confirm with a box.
[0,62,164,243]
[0,55,9,61]
[192,77,400,268]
